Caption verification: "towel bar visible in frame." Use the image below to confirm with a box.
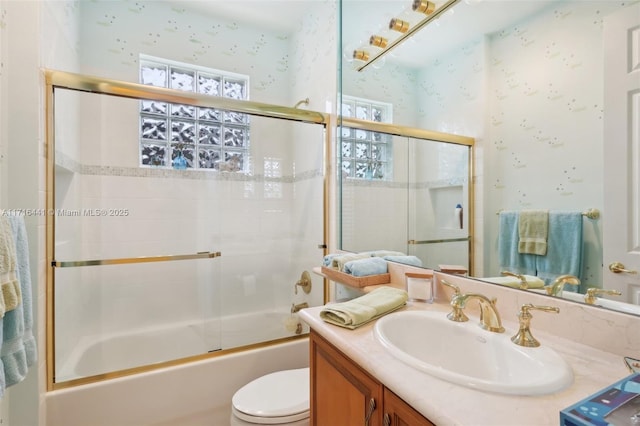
[52,251,222,268]
[408,237,470,245]
[495,208,600,220]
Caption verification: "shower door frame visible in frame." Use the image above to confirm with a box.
[44,69,332,391]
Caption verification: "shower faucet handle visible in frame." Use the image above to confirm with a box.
[295,271,312,294]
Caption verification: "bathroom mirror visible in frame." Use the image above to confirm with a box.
[339,0,640,315]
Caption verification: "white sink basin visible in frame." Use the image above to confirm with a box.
[373,310,573,396]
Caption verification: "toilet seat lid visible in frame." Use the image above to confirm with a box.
[232,368,310,418]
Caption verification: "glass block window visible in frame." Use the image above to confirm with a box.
[139,55,250,171]
[340,95,393,180]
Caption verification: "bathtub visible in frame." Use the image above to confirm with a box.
[48,312,310,426]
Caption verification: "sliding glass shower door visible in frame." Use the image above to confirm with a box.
[49,73,328,386]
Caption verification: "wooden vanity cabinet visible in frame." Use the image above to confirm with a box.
[310,330,434,426]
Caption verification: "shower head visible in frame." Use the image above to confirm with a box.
[293,98,309,109]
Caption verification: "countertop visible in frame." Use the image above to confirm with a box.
[299,300,631,426]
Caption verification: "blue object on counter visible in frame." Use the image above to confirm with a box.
[560,373,640,426]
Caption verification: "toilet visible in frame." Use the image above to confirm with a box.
[230,367,310,425]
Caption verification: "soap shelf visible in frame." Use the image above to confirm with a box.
[319,266,391,288]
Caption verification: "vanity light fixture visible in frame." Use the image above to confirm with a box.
[355,0,462,72]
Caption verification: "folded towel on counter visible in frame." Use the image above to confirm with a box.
[330,253,371,272]
[383,255,423,267]
[482,275,545,289]
[320,287,408,329]
[498,211,537,276]
[0,217,21,317]
[343,257,388,277]
[518,210,549,255]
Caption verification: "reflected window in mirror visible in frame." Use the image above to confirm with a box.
[340,95,392,180]
[139,54,250,172]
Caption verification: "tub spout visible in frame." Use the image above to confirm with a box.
[291,302,309,314]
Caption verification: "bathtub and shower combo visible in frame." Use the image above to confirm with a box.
[42,70,471,425]
[44,70,330,425]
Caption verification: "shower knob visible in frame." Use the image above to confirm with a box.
[295,271,312,294]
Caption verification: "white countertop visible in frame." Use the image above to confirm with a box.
[299,300,631,426]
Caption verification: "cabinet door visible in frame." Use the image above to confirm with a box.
[310,330,383,426]
[383,388,434,426]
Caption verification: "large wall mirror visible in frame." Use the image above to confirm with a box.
[339,0,640,316]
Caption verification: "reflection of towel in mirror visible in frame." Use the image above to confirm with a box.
[483,275,545,289]
[498,211,536,276]
[518,210,549,255]
[0,217,20,317]
[383,255,423,267]
[320,287,408,329]
[343,257,388,277]
[536,212,583,287]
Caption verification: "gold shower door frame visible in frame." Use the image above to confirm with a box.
[44,70,333,391]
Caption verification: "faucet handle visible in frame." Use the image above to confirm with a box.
[511,304,559,347]
[441,281,470,322]
[442,281,469,322]
[441,280,461,296]
[585,287,622,304]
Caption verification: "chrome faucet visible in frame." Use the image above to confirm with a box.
[544,274,580,297]
[442,281,504,333]
[584,287,622,305]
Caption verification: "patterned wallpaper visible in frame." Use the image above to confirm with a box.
[418,1,632,282]
[74,0,334,107]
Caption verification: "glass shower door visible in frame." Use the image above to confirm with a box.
[407,137,471,270]
[52,88,224,382]
[49,74,328,386]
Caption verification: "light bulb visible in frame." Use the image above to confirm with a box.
[412,0,436,15]
[369,35,388,49]
[389,18,410,33]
